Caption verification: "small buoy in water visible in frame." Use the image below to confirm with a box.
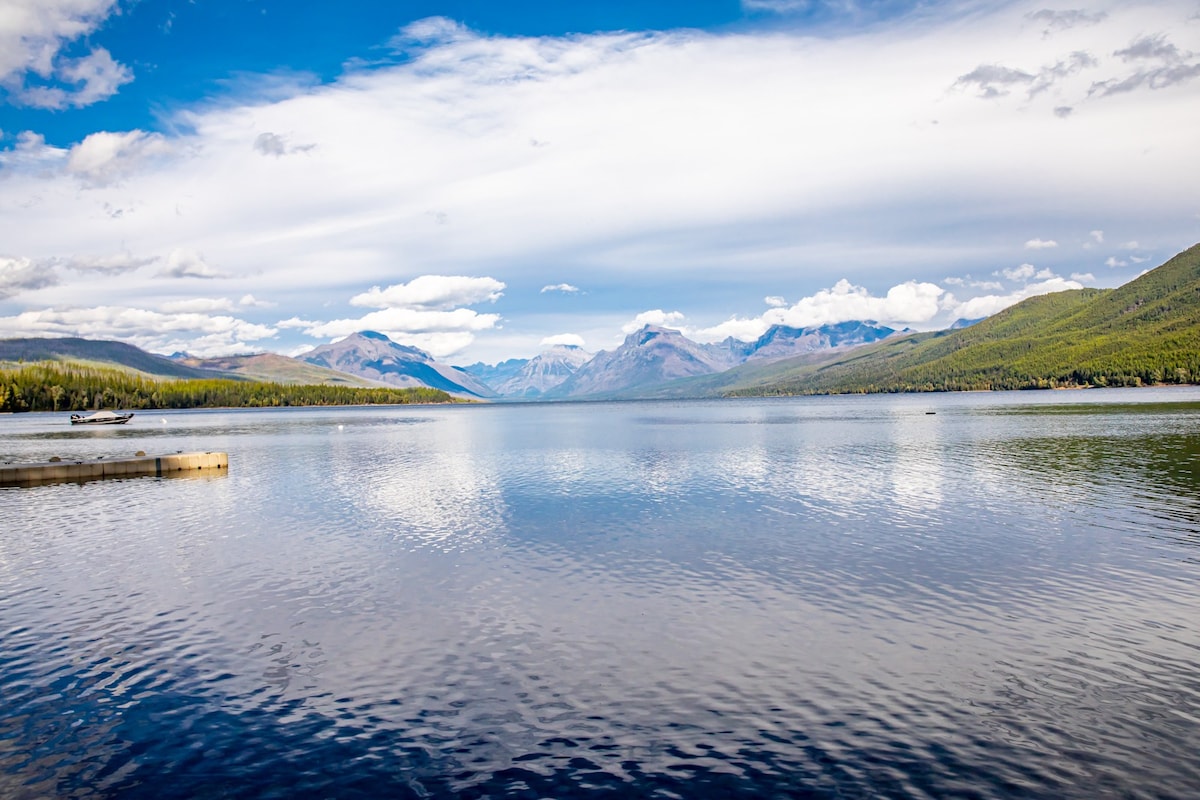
[925,411,936,415]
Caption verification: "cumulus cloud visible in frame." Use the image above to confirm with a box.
[303,306,500,358]
[350,275,505,309]
[1,4,1198,361]
[158,248,224,279]
[0,130,67,171]
[947,277,1083,319]
[19,47,132,109]
[688,278,958,344]
[763,279,944,329]
[764,296,787,307]
[0,305,277,357]
[1070,272,1095,282]
[622,309,686,334]
[1025,238,1058,249]
[695,316,770,343]
[302,277,505,358]
[540,283,581,293]
[1000,263,1037,281]
[0,2,131,108]
[0,255,57,299]
[541,333,586,347]
[66,130,172,186]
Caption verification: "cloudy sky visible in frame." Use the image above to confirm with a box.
[1,0,1198,364]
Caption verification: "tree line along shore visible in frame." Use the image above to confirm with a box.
[0,362,457,413]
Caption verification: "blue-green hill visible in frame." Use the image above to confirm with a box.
[714,242,1200,395]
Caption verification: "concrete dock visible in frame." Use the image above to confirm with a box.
[0,451,229,487]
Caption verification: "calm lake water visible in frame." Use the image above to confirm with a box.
[3,389,1200,799]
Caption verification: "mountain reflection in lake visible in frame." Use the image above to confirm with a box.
[3,388,1200,799]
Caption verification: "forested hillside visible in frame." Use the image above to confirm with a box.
[0,362,456,412]
[724,243,1200,395]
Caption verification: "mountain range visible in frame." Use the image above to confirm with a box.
[5,243,1198,399]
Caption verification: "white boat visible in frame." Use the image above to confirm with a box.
[70,410,135,425]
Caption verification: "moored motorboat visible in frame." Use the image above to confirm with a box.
[69,410,135,425]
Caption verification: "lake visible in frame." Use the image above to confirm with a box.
[3,388,1200,799]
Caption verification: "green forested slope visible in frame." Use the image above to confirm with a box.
[0,361,457,412]
[727,243,1200,395]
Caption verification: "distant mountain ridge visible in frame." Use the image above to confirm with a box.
[460,321,899,399]
[548,326,729,398]
[302,331,497,399]
[714,242,1200,395]
[495,345,593,397]
[0,337,227,380]
[176,352,388,387]
[13,240,1196,402]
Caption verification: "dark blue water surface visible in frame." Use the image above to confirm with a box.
[3,389,1200,799]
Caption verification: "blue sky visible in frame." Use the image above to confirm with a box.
[1,0,1198,364]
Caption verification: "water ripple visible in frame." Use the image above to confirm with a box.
[3,395,1200,797]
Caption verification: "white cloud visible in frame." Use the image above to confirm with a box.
[1105,257,1127,268]
[948,276,1083,319]
[0,255,57,299]
[1024,238,1058,249]
[239,294,274,308]
[0,130,66,170]
[0,2,131,108]
[301,305,502,358]
[1000,263,1037,281]
[158,248,224,279]
[387,16,475,50]
[541,333,586,347]
[759,279,944,330]
[695,316,770,343]
[20,47,132,109]
[541,283,581,293]
[1090,230,1105,243]
[0,3,1198,361]
[350,275,505,309]
[1120,240,1141,249]
[66,130,172,186]
[764,295,787,307]
[0,305,277,357]
[1070,272,1095,282]
[622,309,686,334]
